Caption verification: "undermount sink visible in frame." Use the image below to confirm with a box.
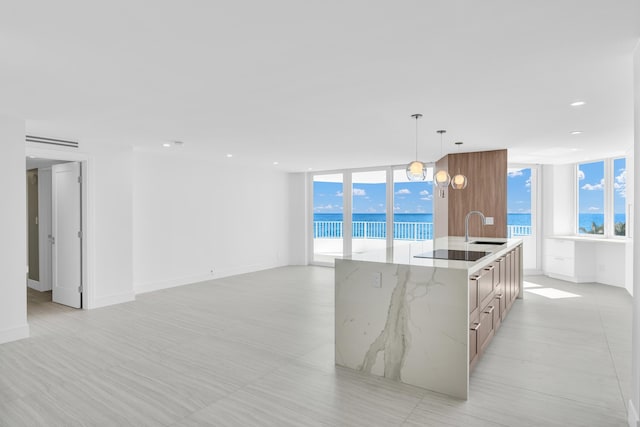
[470,240,507,245]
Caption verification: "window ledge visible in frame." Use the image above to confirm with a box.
[548,235,630,244]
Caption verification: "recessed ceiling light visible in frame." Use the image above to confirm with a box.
[273,161,279,165]
[226,154,233,158]
[162,143,171,148]
[570,101,586,107]
[570,131,583,135]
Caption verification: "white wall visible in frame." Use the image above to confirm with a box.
[541,163,575,236]
[132,150,291,293]
[288,173,308,265]
[0,116,29,344]
[630,39,640,427]
[88,145,135,307]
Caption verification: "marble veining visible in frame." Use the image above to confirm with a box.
[360,264,410,380]
[336,259,470,398]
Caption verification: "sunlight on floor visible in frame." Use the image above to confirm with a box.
[525,287,582,299]
[523,281,542,288]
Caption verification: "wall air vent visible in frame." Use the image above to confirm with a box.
[26,135,79,149]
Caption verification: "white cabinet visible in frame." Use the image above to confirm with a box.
[544,238,575,279]
[544,237,626,286]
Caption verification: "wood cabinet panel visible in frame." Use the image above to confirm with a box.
[435,149,507,238]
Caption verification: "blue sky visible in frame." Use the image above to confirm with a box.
[313,168,534,215]
[614,158,627,215]
[577,159,627,215]
[578,161,605,214]
[507,168,531,214]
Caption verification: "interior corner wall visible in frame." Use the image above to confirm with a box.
[541,163,575,236]
[630,39,640,427]
[0,116,29,344]
[288,172,308,265]
[132,151,291,294]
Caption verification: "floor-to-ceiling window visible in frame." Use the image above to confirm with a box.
[352,170,387,254]
[508,165,539,271]
[312,173,344,264]
[507,167,533,238]
[392,167,434,245]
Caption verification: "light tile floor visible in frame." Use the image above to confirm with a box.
[0,267,631,426]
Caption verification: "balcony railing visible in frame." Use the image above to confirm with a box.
[314,221,532,240]
[507,225,532,237]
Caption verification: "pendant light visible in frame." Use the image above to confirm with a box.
[450,141,468,190]
[434,130,451,187]
[405,113,426,181]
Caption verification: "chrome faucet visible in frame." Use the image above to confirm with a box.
[465,210,487,242]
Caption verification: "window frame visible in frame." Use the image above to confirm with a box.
[575,157,628,239]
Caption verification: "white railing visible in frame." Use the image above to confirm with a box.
[507,225,532,237]
[314,221,433,240]
[314,221,532,240]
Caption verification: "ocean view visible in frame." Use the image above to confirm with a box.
[314,213,533,226]
[313,213,627,238]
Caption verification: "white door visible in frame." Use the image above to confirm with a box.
[52,162,82,308]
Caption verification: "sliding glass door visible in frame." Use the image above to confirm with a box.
[312,173,344,264]
[392,167,434,246]
[352,170,387,254]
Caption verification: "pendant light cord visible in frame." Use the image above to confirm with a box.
[411,113,422,160]
[437,129,446,157]
[415,116,419,160]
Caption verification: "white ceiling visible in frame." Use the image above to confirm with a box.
[2,1,639,172]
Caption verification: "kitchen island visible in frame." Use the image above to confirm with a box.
[335,236,522,399]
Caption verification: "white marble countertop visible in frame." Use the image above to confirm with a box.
[343,236,523,272]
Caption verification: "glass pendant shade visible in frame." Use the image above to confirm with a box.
[406,160,426,181]
[451,173,468,189]
[434,169,451,187]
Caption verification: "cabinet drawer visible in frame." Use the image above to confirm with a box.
[477,269,494,308]
[477,306,494,350]
[496,257,505,287]
[545,255,574,277]
[495,291,506,320]
[469,276,478,314]
[546,238,575,258]
[469,324,478,363]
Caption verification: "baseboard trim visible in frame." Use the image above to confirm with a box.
[134,263,284,295]
[27,279,46,292]
[523,269,543,276]
[89,291,136,309]
[546,272,577,282]
[0,323,30,344]
[629,400,639,427]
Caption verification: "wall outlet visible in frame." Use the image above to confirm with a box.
[485,217,494,225]
[371,272,382,288]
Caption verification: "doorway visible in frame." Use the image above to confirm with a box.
[26,154,86,310]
